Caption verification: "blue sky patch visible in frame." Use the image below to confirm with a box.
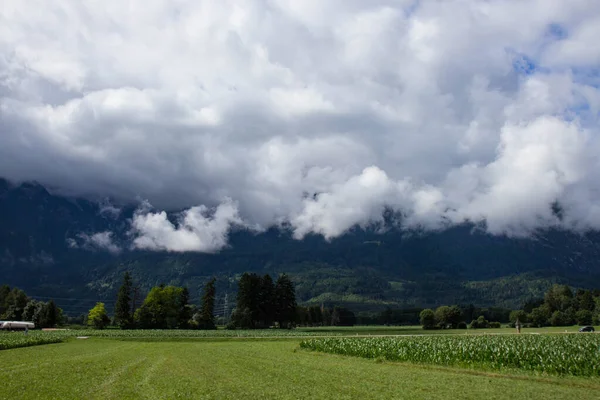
[546,23,568,40]
[512,54,538,75]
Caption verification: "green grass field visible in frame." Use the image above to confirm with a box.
[2,331,600,399]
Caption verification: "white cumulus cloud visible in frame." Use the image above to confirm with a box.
[2,0,600,249]
[130,199,242,252]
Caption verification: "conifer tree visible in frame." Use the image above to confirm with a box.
[178,287,193,329]
[275,274,297,329]
[114,272,133,329]
[259,275,276,328]
[196,278,217,329]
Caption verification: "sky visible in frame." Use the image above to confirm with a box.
[2,0,600,252]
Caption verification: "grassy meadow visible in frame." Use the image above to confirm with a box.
[2,326,600,399]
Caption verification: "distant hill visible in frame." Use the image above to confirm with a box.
[2,177,600,315]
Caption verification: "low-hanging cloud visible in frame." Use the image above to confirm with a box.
[2,0,600,252]
[68,232,121,254]
[130,199,242,252]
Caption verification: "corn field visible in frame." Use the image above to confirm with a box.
[299,334,600,376]
[0,328,337,350]
[0,332,65,350]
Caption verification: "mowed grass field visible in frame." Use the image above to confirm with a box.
[2,333,600,400]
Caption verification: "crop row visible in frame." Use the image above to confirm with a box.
[0,332,66,350]
[61,329,331,338]
[299,334,600,377]
[0,328,337,350]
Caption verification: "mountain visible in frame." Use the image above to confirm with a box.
[2,177,600,315]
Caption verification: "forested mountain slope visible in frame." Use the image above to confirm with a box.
[2,178,600,314]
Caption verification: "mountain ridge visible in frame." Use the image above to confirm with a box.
[1,177,600,314]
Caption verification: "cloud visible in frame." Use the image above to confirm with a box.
[68,232,121,254]
[130,199,242,252]
[2,0,600,247]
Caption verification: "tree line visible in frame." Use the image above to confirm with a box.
[418,284,600,329]
[0,285,62,328]
[509,284,600,327]
[87,272,298,330]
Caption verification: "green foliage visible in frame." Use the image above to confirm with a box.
[300,334,600,376]
[87,302,110,329]
[577,289,595,311]
[195,278,216,330]
[0,285,62,328]
[576,310,593,325]
[22,299,61,328]
[259,275,276,327]
[545,284,574,313]
[419,309,436,329]
[233,273,262,329]
[509,310,528,326]
[233,272,297,329]
[434,305,462,329]
[178,287,193,329]
[529,306,551,327]
[469,315,489,329]
[0,287,28,320]
[114,272,133,329]
[134,285,192,329]
[275,274,297,328]
[0,331,65,350]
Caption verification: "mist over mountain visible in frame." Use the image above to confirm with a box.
[2,178,600,315]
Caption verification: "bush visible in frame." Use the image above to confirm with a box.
[420,309,436,329]
[488,321,501,328]
[225,322,237,330]
[457,322,467,329]
[469,316,489,329]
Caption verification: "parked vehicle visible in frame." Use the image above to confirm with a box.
[0,321,35,331]
[578,326,595,332]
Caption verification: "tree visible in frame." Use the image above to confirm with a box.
[578,290,595,312]
[0,284,10,316]
[469,315,489,329]
[178,287,193,329]
[420,309,436,329]
[259,275,276,328]
[195,278,216,330]
[114,272,133,329]
[576,310,593,326]
[43,300,59,328]
[321,305,332,326]
[1,288,28,320]
[550,310,570,326]
[234,273,262,328]
[134,285,190,329]
[529,306,550,327]
[275,274,297,329]
[87,302,110,329]
[544,284,573,313]
[22,300,40,323]
[435,305,462,329]
[509,310,527,327]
